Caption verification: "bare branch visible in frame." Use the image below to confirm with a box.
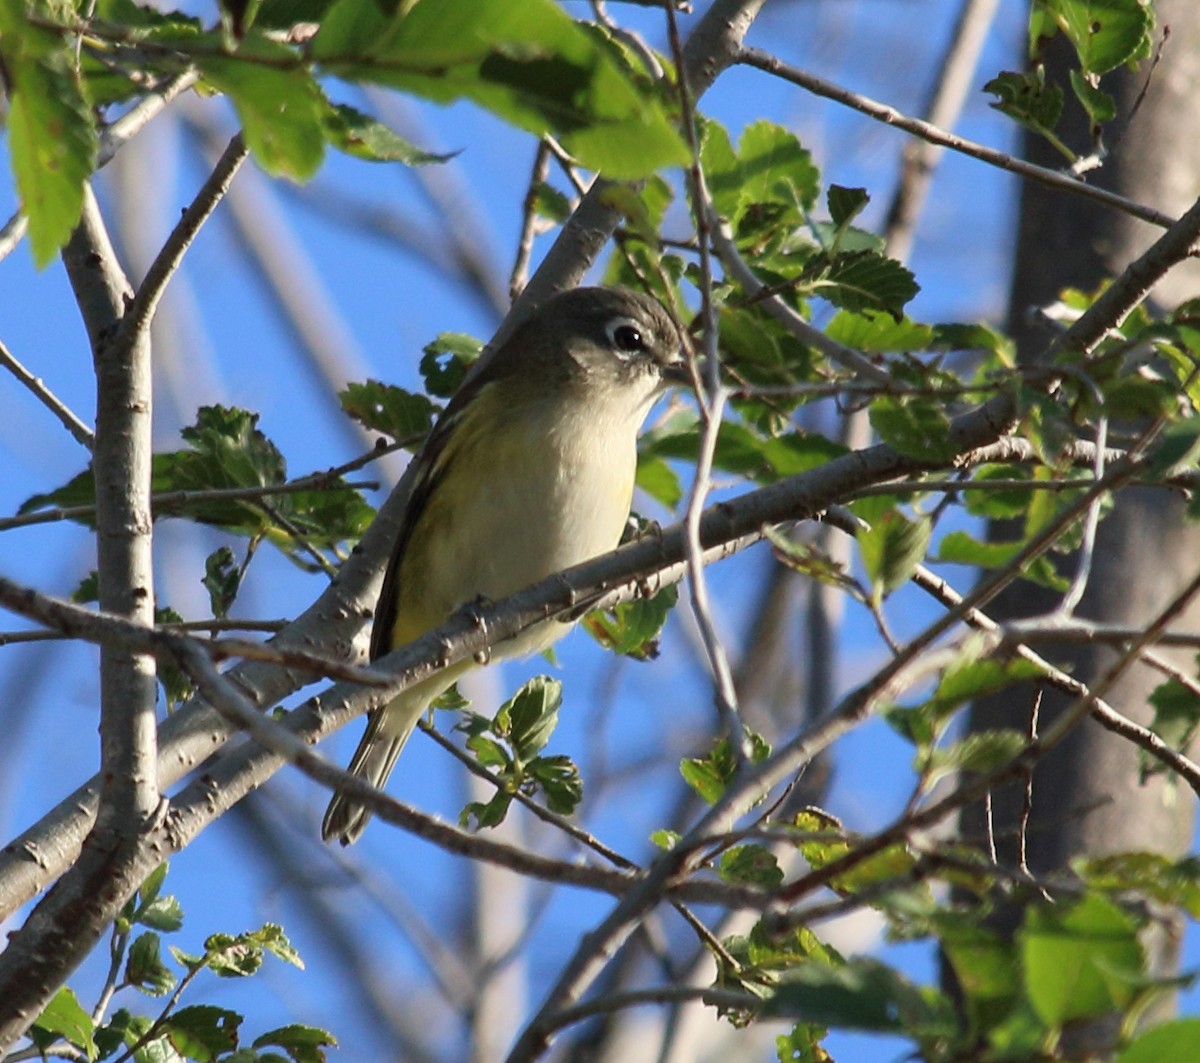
[0,338,94,451]
[510,139,553,300]
[740,46,1176,231]
[0,176,158,1046]
[119,133,247,350]
[0,475,381,534]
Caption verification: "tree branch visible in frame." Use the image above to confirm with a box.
[739,46,1176,231]
[0,179,159,1046]
[117,133,247,351]
[0,338,94,451]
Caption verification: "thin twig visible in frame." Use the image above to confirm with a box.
[666,0,743,759]
[510,140,553,300]
[118,133,248,349]
[707,210,896,386]
[890,559,1200,796]
[1018,689,1042,890]
[739,46,1176,231]
[0,338,95,450]
[0,476,380,533]
[98,70,200,166]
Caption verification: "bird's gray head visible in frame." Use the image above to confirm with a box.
[501,286,687,401]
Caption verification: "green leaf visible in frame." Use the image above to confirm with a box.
[527,753,582,815]
[250,923,304,968]
[701,118,819,233]
[72,571,100,603]
[791,809,917,896]
[153,608,191,706]
[925,729,1027,786]
[1078,852,1200,920]
[126,932,177,997]
[869,395,960,462]
[1102,374,1177,421]
[138,892,185,933]
[252,1024,338,1063]
[203,546,241,620]
[138,861,169,907]
[1035,0,1154,76]
[650,828,680,851]
[322,101,452,164]
[763,957,955,1036]
[529,181,572,223]
[716,304,817,401]
[312,0,688,178]
[716,918,841,1012]
[197,42,326,180]
[642,416,843,485]
[1147,418,1200,479]
[734,120,821,220]
[857,510,931,602]
[1145,671,1200,775]
[928,646,1046,720]
[1020,894,1144,1026]
[162,1006,241,1063]
[681,731,770,804]
[985,69,1065,143]
[495,675,562,763]
[203,933,264,978]
[938,921,1021,1028]
[765,529,858,593]
[634,454,682,508]
[719,845,784,889]
[0,11,97,267]
[825,309,933,353]
[419,333,484,398]
[24,405,372,564]
[826,185,869,231]
[1118,1018,1200,1063]
[168,945,205,972]
[464,730,511,771]
[1069,69,1116,126]
[339,380,438,440]
[110,1010,184,1063]
[584,584,677,660]
[32,987,96,1060]
[811,250,919,319]
[960,464,1038,520]
[934,530,1070,592]
[774,1023,830,1063]
[460,791,513,830]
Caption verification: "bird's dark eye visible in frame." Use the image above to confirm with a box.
[607,320,645,354]
[614,326,643,350]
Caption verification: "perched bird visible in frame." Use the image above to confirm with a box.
[322,286,687,844]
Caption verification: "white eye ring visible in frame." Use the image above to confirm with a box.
[605,317,647,358]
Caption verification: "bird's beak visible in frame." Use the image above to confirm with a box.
[661,357,692,387]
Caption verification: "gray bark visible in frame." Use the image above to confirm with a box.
[962,2,1200,1043]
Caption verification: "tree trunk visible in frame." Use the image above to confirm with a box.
[960,0,1200,1046]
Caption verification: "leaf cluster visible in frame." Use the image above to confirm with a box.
[29,864,334,1063]
[457,675,583,829]
[23,405,375,574]
[0,0,690,266]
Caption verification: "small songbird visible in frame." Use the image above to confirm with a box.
[322,286,687,844]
